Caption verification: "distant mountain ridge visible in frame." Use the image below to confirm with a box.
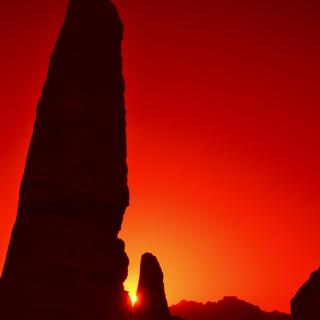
[170,297,292,320]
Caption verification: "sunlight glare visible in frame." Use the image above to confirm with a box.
[130,293,138,306]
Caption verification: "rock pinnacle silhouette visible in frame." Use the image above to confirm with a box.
[133,253,172,320]
[291,268,320,320]
[0,0,131,319]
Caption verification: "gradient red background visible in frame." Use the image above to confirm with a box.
[0,0,319,313]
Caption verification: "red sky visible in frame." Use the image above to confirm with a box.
[0,0,319,313]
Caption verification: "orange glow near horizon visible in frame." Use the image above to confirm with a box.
[0,0,320,314]
[126,281,138,307]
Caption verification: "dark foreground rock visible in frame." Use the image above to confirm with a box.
[170,297,292,320]
[133,253,172,320]
[0,0,131,319]
[291,268,320,320]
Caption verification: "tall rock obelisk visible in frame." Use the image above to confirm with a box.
[0,0,131,318]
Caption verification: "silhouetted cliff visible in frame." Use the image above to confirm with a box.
[0,0,131,318]
[291,268,320,320]
[133,253,172,320]
[170,297,292,320]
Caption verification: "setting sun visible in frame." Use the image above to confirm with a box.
[130,294,138,306]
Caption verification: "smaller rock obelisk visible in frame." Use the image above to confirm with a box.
[0,0,131,318]
[133,253,172,320]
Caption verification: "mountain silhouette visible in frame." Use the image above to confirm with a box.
[170,297,292,320]
[0,0,131,318]
[291,268,320,320]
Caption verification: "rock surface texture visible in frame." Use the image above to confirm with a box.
[133,253,172,320]
[0,0,131,319]
[291,268,320,320]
